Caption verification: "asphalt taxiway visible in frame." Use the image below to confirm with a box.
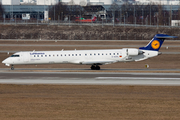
[1,68,180,72]
[0,72,180,86]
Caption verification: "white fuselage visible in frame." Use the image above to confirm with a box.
[2,48,159,66]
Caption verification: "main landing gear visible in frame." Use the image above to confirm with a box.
[91,65,100,70]
[11,65,14,70]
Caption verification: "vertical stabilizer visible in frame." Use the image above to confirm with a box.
[139,34,177,51]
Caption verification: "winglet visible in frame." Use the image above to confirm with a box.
[139,34,177,51]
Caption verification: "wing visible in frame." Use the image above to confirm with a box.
[71,60,117,65]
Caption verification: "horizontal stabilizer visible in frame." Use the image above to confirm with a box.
[155,34,177,39]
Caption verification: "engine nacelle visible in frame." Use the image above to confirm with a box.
[124,48,143,56]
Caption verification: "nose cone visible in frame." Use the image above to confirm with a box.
[2,59,6,64]
[2,59,10,66]
[2,58,10,64]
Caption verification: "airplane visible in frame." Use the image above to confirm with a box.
[75,16,97,23]
[2,34,177,70]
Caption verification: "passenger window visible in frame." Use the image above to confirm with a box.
[110,53,111,55]
[113,53,115,55]
[102,53,104,55]
[72,54,74,56]
[34,55,36,57]
[85,54,87,56]
[79,54,81,56]
[117,53,119,55]
[41,55,43,57]
[94,53,96,55]
[65,54,66,56]
[45,55,47,57]
[76,54,77,56]
[49,55,51,57]
[61,54,62,56]
[69,54,70,56]
[98,53,100,55]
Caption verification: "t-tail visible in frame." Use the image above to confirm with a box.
[139,34,177,51]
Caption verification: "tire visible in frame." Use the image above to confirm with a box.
[91,65,96,70]
[96,66,100,70]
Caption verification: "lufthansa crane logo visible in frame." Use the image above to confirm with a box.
[151,40,160,49]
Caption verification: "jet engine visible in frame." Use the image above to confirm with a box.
[125,48,144,56]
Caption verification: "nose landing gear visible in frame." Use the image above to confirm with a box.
[11,65,14,70]
[91,65,100,70]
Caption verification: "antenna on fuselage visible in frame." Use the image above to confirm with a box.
[62,49,64,51]
[33,50,35,52]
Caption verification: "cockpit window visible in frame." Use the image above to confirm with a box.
[11,55,20,57]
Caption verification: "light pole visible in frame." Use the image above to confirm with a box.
[124,15,125,27]
[126,11,128,24]
[15,15,16,25]
[54,4,55,21]
[142,8,143,25]
[61,12,63,22]
[150,4,151,26]
[134,5,135,26]
[113,10,115,27]
[164,11,165,26]
[12,0,13,20]
[44,0,45,21]
[120,8,121,24]
[10,0,13,23]
[157,13,159,28]
[4,14,5,25]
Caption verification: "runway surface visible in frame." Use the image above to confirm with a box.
[1,68,180,72]
[0,72,180,86]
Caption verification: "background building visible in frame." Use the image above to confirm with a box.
[20,0,37,4]
[2,0,20,5]
[1,0,180,5]
[61,0,113,5]
[1,0,180,25]
[37,0,59,5]
[135,0,180,5]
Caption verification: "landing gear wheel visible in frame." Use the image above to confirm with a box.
[91,65,100,70]
[11,65,14,70]
[91,65,96,70]
[95,66,100,70]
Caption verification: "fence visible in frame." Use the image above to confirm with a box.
[0,19,179,28]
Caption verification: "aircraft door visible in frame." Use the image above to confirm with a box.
[23,52,30,62]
